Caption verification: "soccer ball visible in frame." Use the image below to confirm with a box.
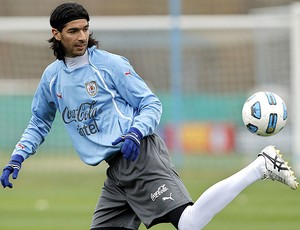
[242,91,287,136]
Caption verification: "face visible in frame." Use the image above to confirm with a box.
[52,19,89,58]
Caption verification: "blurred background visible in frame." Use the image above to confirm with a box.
[0,1,300,230]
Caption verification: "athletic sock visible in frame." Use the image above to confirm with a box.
[178,156,265,230]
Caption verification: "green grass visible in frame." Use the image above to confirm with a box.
[0,154,299,230]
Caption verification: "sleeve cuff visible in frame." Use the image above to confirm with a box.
[128,127,143,139]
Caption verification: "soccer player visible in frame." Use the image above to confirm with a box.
[1,3,298,230]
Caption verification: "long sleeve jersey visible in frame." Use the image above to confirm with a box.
[12,46,162,166]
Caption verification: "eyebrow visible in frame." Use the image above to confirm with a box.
[66,23,89,32]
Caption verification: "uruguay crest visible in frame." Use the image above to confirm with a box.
[85,81,98,97]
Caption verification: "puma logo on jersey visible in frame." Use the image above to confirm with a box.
[56,92,63,99]
[125,70,132,76]
[162,193,174,202]
[17,143,25,150]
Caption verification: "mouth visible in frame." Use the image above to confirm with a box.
[75,43,87,49]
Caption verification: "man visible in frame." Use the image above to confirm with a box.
[1,3,298,230]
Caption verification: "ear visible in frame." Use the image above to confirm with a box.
[52,28,61,41]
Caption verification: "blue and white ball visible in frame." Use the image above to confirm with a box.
[242,91,287,136]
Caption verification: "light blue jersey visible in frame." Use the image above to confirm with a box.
[13,46,162,165]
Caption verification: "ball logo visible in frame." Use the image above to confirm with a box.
[85,81,98,97]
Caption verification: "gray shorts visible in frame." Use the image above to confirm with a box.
[90,133,193,229]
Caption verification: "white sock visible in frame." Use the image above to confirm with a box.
[178,156,265,230]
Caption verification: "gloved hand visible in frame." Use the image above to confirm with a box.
[112,127,143,161]
[1,154,24,188]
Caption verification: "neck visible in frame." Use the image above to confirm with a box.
[65,50,89,69]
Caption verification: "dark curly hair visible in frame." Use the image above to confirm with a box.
[48,2,99,60]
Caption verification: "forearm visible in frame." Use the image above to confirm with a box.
[13,114,52,159]
[133,96,162,137]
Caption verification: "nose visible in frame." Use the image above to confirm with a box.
[78,30,87,41]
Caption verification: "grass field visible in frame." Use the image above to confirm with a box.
[0,153,299,230]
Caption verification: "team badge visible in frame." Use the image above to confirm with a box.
[85,81,98,97]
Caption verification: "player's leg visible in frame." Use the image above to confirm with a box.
[122,133,193,229]
[178,156,263,229]
[178,145,298,230]
[90,159,141,230]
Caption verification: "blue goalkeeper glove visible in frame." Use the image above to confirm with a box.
[1,155,24,188]
[112,127,143,161]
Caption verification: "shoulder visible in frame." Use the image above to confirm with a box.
[89,47,130,69]
[42,60,63,81]
[44,59,63,74]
